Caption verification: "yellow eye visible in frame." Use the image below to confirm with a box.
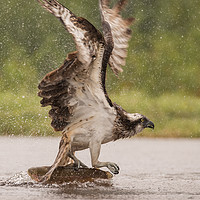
[141,118,144,123]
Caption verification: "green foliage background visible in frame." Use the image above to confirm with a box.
[0,0,200,137]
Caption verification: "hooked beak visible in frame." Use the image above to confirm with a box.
[145,121,154,129]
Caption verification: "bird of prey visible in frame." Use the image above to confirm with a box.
[37,0,154,182]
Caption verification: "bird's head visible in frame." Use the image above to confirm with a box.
[125,113,154,134]
[113,103,154,139]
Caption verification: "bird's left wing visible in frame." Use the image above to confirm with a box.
[38,0,104,66]
[99,0,134,75]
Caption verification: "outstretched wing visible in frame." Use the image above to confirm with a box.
[99,0,134,75]
[38,52,78,131]
[37,0,106,131]
[38,0,103,66]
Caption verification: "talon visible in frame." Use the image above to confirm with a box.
[107,163,120,174]
[73,161,81,171]
[68,152,88,169]
[38,174,51,183]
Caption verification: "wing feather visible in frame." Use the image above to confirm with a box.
[38,0,133,132]
[99,0,134,75]
[37,1,108,131]
[38,53,79,131]
[38,0,104,67]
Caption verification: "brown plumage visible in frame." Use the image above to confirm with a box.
[36,0,154,183]
[100,0,135,74]
[38,52,79,131]
[38,0,134,132]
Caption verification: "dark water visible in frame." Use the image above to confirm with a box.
[0,137,200,200]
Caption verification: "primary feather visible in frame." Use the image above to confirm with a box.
[99,0,134,74]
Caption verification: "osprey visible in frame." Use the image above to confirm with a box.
[37,0,154,182]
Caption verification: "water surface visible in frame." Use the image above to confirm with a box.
[0,137,200,199]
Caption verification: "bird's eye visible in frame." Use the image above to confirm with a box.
[140,118,144,123]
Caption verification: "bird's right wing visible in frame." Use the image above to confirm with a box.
[99,0,134,75]
[37,0,107,132]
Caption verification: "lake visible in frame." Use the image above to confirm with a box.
[0,137,200,199]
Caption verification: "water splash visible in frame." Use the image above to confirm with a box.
[0,171,113,189]
[0,171,34,187]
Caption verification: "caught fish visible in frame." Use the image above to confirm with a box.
[28,164,113,184]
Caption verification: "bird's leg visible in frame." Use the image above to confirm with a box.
[89,140,120,174]
[68,151,88,169]
[38,135,71,183]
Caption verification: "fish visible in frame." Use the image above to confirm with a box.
[28,164,113,184]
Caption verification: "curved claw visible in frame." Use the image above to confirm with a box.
[38,174,51,183]
[73,160,81,171]
[107,162,120,174]
[73,160,88,170]
[68,152,88,170]
[37,167,56,183]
